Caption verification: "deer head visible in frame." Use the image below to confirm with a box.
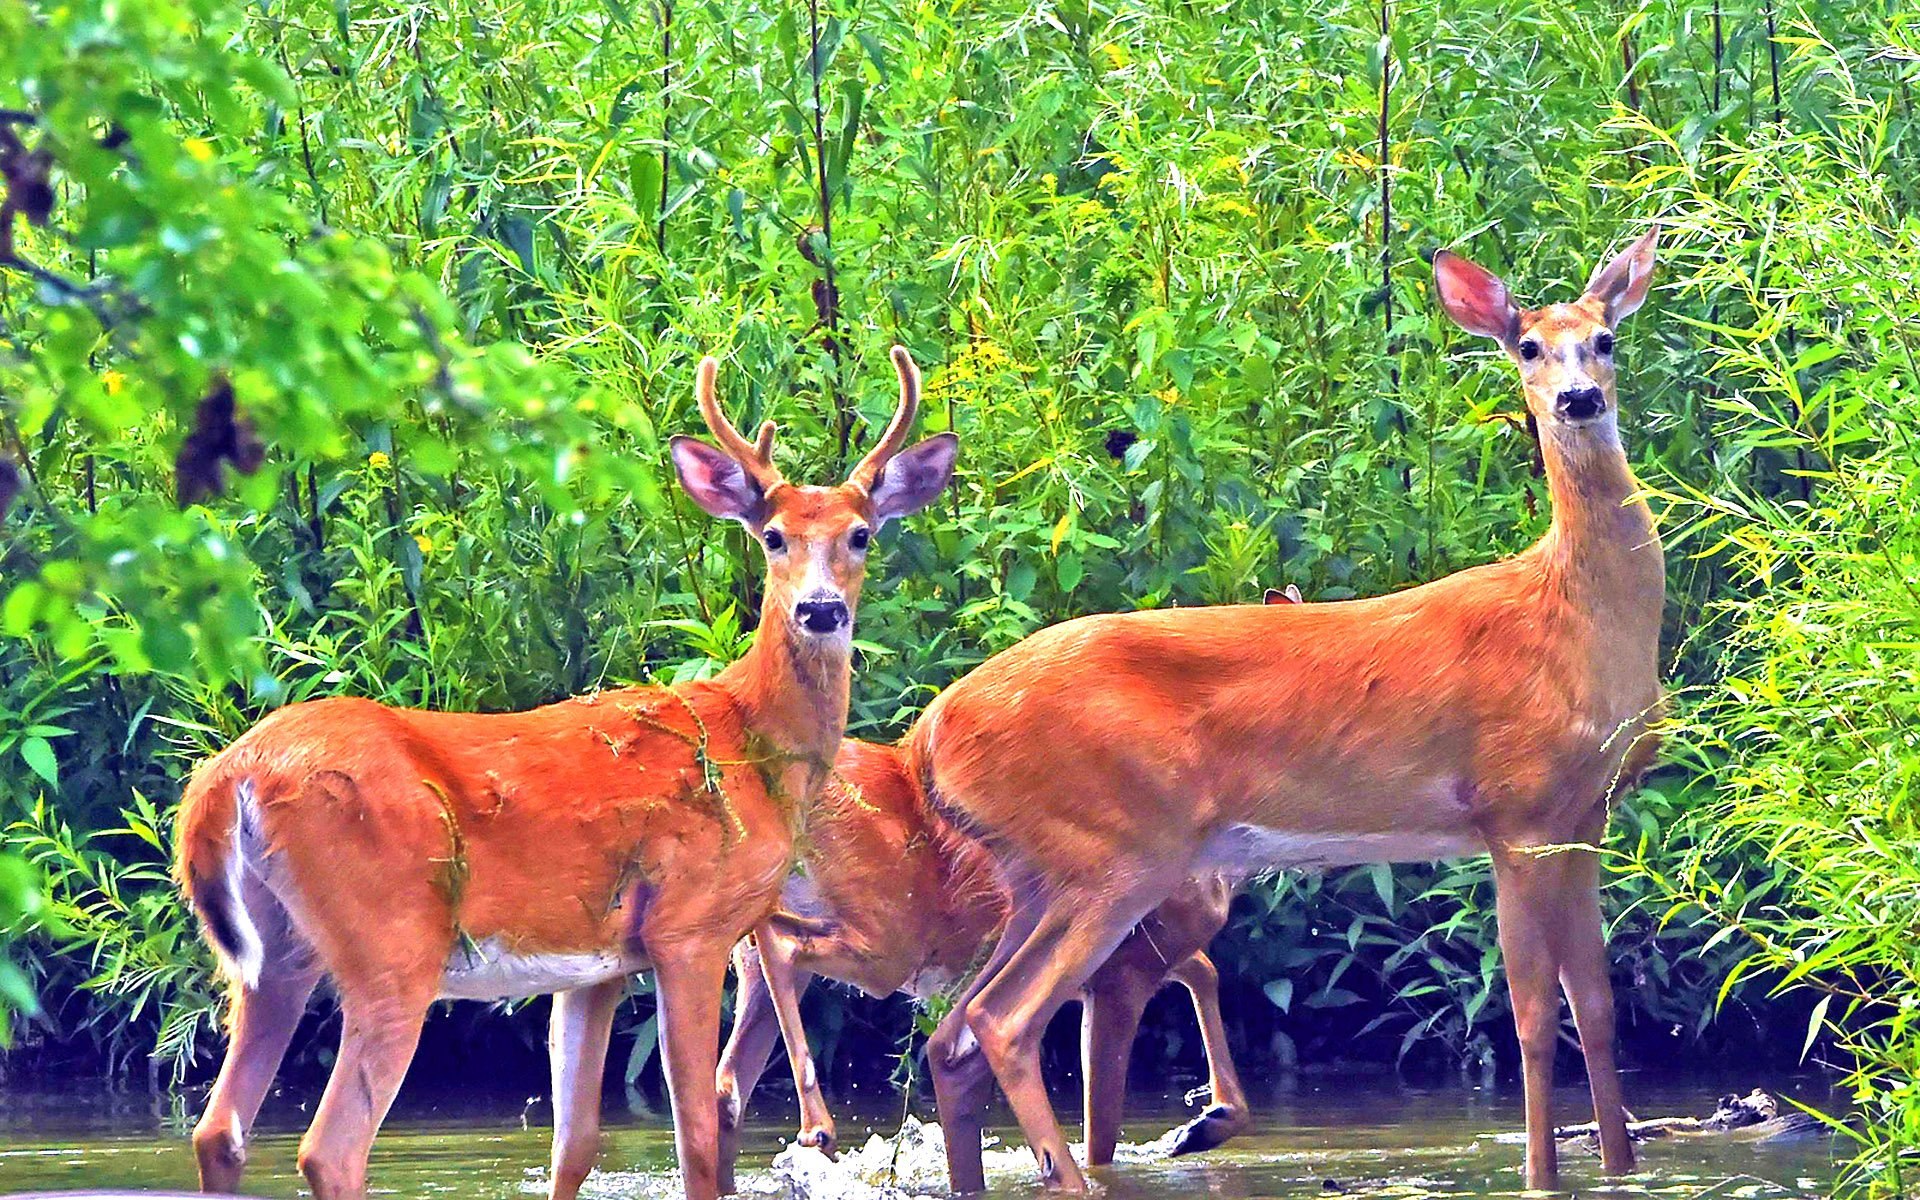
[1434,228,1658,445]
[669,347,958,647]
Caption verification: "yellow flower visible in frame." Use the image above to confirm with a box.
[101,370,125,395]
[367,451,391,469]
[183,138,215,163]
[414,534,433,555]
[1155,386,1181,407]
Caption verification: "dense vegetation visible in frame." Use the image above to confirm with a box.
[0,0,1915,1189]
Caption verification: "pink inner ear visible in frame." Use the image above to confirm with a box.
[670,436,759,520]
[1435,253,1516,341]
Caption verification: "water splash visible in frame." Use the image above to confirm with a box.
[754,1116,1038,1200]
[614,1114,1188,1200]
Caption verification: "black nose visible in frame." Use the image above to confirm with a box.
[1556,386,1606,420]
[795,599,849,634]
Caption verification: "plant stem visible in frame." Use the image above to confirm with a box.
[808,0,848,462]
[658,0,673,255]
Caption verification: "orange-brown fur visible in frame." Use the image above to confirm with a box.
[714,738,1248,1192]
[915,232,1665,1193]
[174,349,955,1200]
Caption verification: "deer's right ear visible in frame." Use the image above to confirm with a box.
[670,435,764,522]
[1434,250,1519,344]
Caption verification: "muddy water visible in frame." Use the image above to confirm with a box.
[0,1072,1841,1197]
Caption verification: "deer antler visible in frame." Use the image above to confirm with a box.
[846,345,921,492]
[695,356,783,490]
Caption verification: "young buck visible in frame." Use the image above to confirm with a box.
[706,737,1249,1193]
[174,348,957,1200]
[914,230,1664,1193]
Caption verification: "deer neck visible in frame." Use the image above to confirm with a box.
[718,601,852,775]
[1533,418,1665,628]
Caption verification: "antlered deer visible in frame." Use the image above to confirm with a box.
[704,737,1249,1193]
[915,230,1665,1193]
[174,348,957,1200]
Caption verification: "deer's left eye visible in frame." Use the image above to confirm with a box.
[1595,332,1616,355]
[849,527,871,552]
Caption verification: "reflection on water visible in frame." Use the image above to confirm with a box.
[0,1072,1842,1197]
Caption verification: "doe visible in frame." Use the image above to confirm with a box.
[914,230,1665,1193]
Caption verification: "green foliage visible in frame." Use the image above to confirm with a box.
[0,851,46,1045]
[0,0,1915,1187]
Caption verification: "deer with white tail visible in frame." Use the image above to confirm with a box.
[173,347,957,1200]
[914,229,1665,1193]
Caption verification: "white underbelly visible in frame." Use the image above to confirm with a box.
[1199,823,1484,875]
[438,938,640,1001]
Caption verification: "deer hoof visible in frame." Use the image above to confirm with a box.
[799,1126,839,1159]
[1168,1105,1242,1157]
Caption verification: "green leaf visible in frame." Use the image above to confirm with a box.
[19,737,58,789]
[1056,550,1083,593]
[1800,993,1831,1064]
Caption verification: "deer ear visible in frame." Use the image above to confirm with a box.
[1584,227,1659,324]
[869,432,958,525]
[670,435,764,522]
[1433,250,1519,344]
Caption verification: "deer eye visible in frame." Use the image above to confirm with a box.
[1518,340,1542,362]
[1595,331,1615,355]
[762,529,786,552]
[849,526,871,552]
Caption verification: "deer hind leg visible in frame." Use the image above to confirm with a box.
[295,975,438,1200]
[651,940,731,1200]
[1078,962,1157,1167]
[929,891,1045,1194]
[547,977,627,1200]
[1554,846,1634,1176]
[1165,952,1251,1156]
[750,921,833,1156]
[192,965,320,1192]
[961,874,1175,1194]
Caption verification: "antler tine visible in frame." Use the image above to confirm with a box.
[695,355,783,489]
[847,345,922,491]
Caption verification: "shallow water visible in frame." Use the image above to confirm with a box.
[0,1071,1842,1197]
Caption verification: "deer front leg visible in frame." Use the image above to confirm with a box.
[750,921,832,1155]
[1554,847,1635,1176]
[716,939,781,1195]
[652,941,731,1200]
[548,977,627,1200]
[1166,952,1251,1156]
[1079,966,1156,1166]
[1492,846,1568,1192]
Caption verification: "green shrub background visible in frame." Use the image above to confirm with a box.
[1,0,1915,1187]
